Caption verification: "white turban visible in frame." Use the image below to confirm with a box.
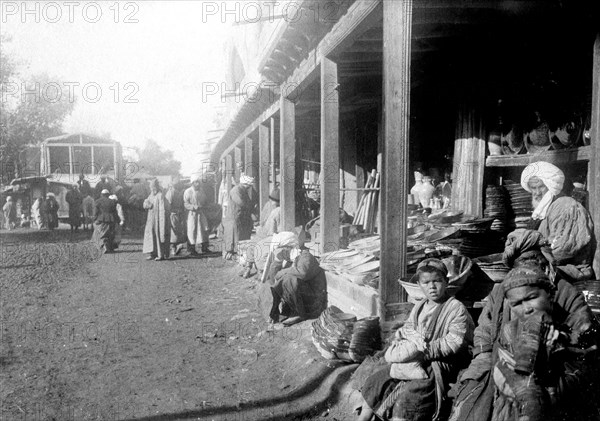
[520,161,564,196]
[521,161,565,220]
[109,195,118,201]
[270,231,299,252]
[240,174,255,185]
[190,173,201,183]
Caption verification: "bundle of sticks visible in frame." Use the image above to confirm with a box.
[352,169,380,233]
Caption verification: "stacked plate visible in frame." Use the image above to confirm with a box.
[503,180,533,229]
[349,317,382,363]
[459,231,504,258]
[311,306,356,362]
[484,186,508,233]
[472,253,510,282]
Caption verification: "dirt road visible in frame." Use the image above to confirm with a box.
[0,227,357,421]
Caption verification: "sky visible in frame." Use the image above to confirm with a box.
[1,0,231,175]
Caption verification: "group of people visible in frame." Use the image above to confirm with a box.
[354,160,598,421]
[140,174,222,261]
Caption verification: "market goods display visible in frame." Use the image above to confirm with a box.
[311,306,381,363]
[484,185,508,233]
[503,180,533,230]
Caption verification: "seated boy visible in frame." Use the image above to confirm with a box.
[357,258,474,421]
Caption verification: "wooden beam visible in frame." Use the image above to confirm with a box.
[589,33,600,278]
[320,57,340,254]
[381,0,412,318]
[280,97,296,231]
[219,100,280,161]
[270,117,277,187]
[259,123,270,214]
[283,0,383,100]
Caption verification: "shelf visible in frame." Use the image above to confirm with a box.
[485,145,592,167]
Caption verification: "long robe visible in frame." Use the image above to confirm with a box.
[183,186,209,246]
[3,201,17,229]
[268,249,328,320]
[536,196,594,281]
[142,191,170,259]
[66,189,83,228]
[45,198,59,230]
[165,186,185,245]
[362,296,474,421]
[31,200,43,229]
[222,184,255,254]
[449,279,598,421]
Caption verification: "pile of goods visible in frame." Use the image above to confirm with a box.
[503,180,533,230]
[319,236,380,288]
[484,185,508,233]
[353,170,380,234]
[311,306,381,363]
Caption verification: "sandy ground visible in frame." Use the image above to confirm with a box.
[0,226,359,421]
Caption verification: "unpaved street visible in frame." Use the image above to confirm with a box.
[0,228,356,421]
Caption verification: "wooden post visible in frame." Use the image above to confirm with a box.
[234,146,242,183]
[280,97,296,231]
[270,117,277,187]
[321,57,340,254]
[68,146,74,181]
[245,136,256,178]
[589,33,600,278]
[381,0,412,319]
[225,153,233,193]
[259,123,270,214]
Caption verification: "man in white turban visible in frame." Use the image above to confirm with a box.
[183,174,211,256]
[520,161,594,280]
[222,174,257,260]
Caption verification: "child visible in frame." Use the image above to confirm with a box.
[357,258,474,421]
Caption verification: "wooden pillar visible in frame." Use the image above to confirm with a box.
[321,57,340,254]
[590,33,600,278]
[225,153,233,193]
[381,0,412,318]
[68,146,74,180]
[234,146,242,183]
[280,97,296,231]
[270,117,277,187]
[90,147,95,175]
[259,123,270,213]
[245,136,256,178]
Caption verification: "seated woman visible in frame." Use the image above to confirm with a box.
[449,230,598,421]
[264,232,327,326]
[357,258,474,421]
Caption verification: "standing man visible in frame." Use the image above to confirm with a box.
[82,192,95,231]
[520,161,594,281]
[92,189,118,254]
[222,174,257,260]
[165,177,186,256]
[94,175,112,199]
[65,184,83,231]
[3,196,17,230]
[77,174,92,198]
[184,175,210,256]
